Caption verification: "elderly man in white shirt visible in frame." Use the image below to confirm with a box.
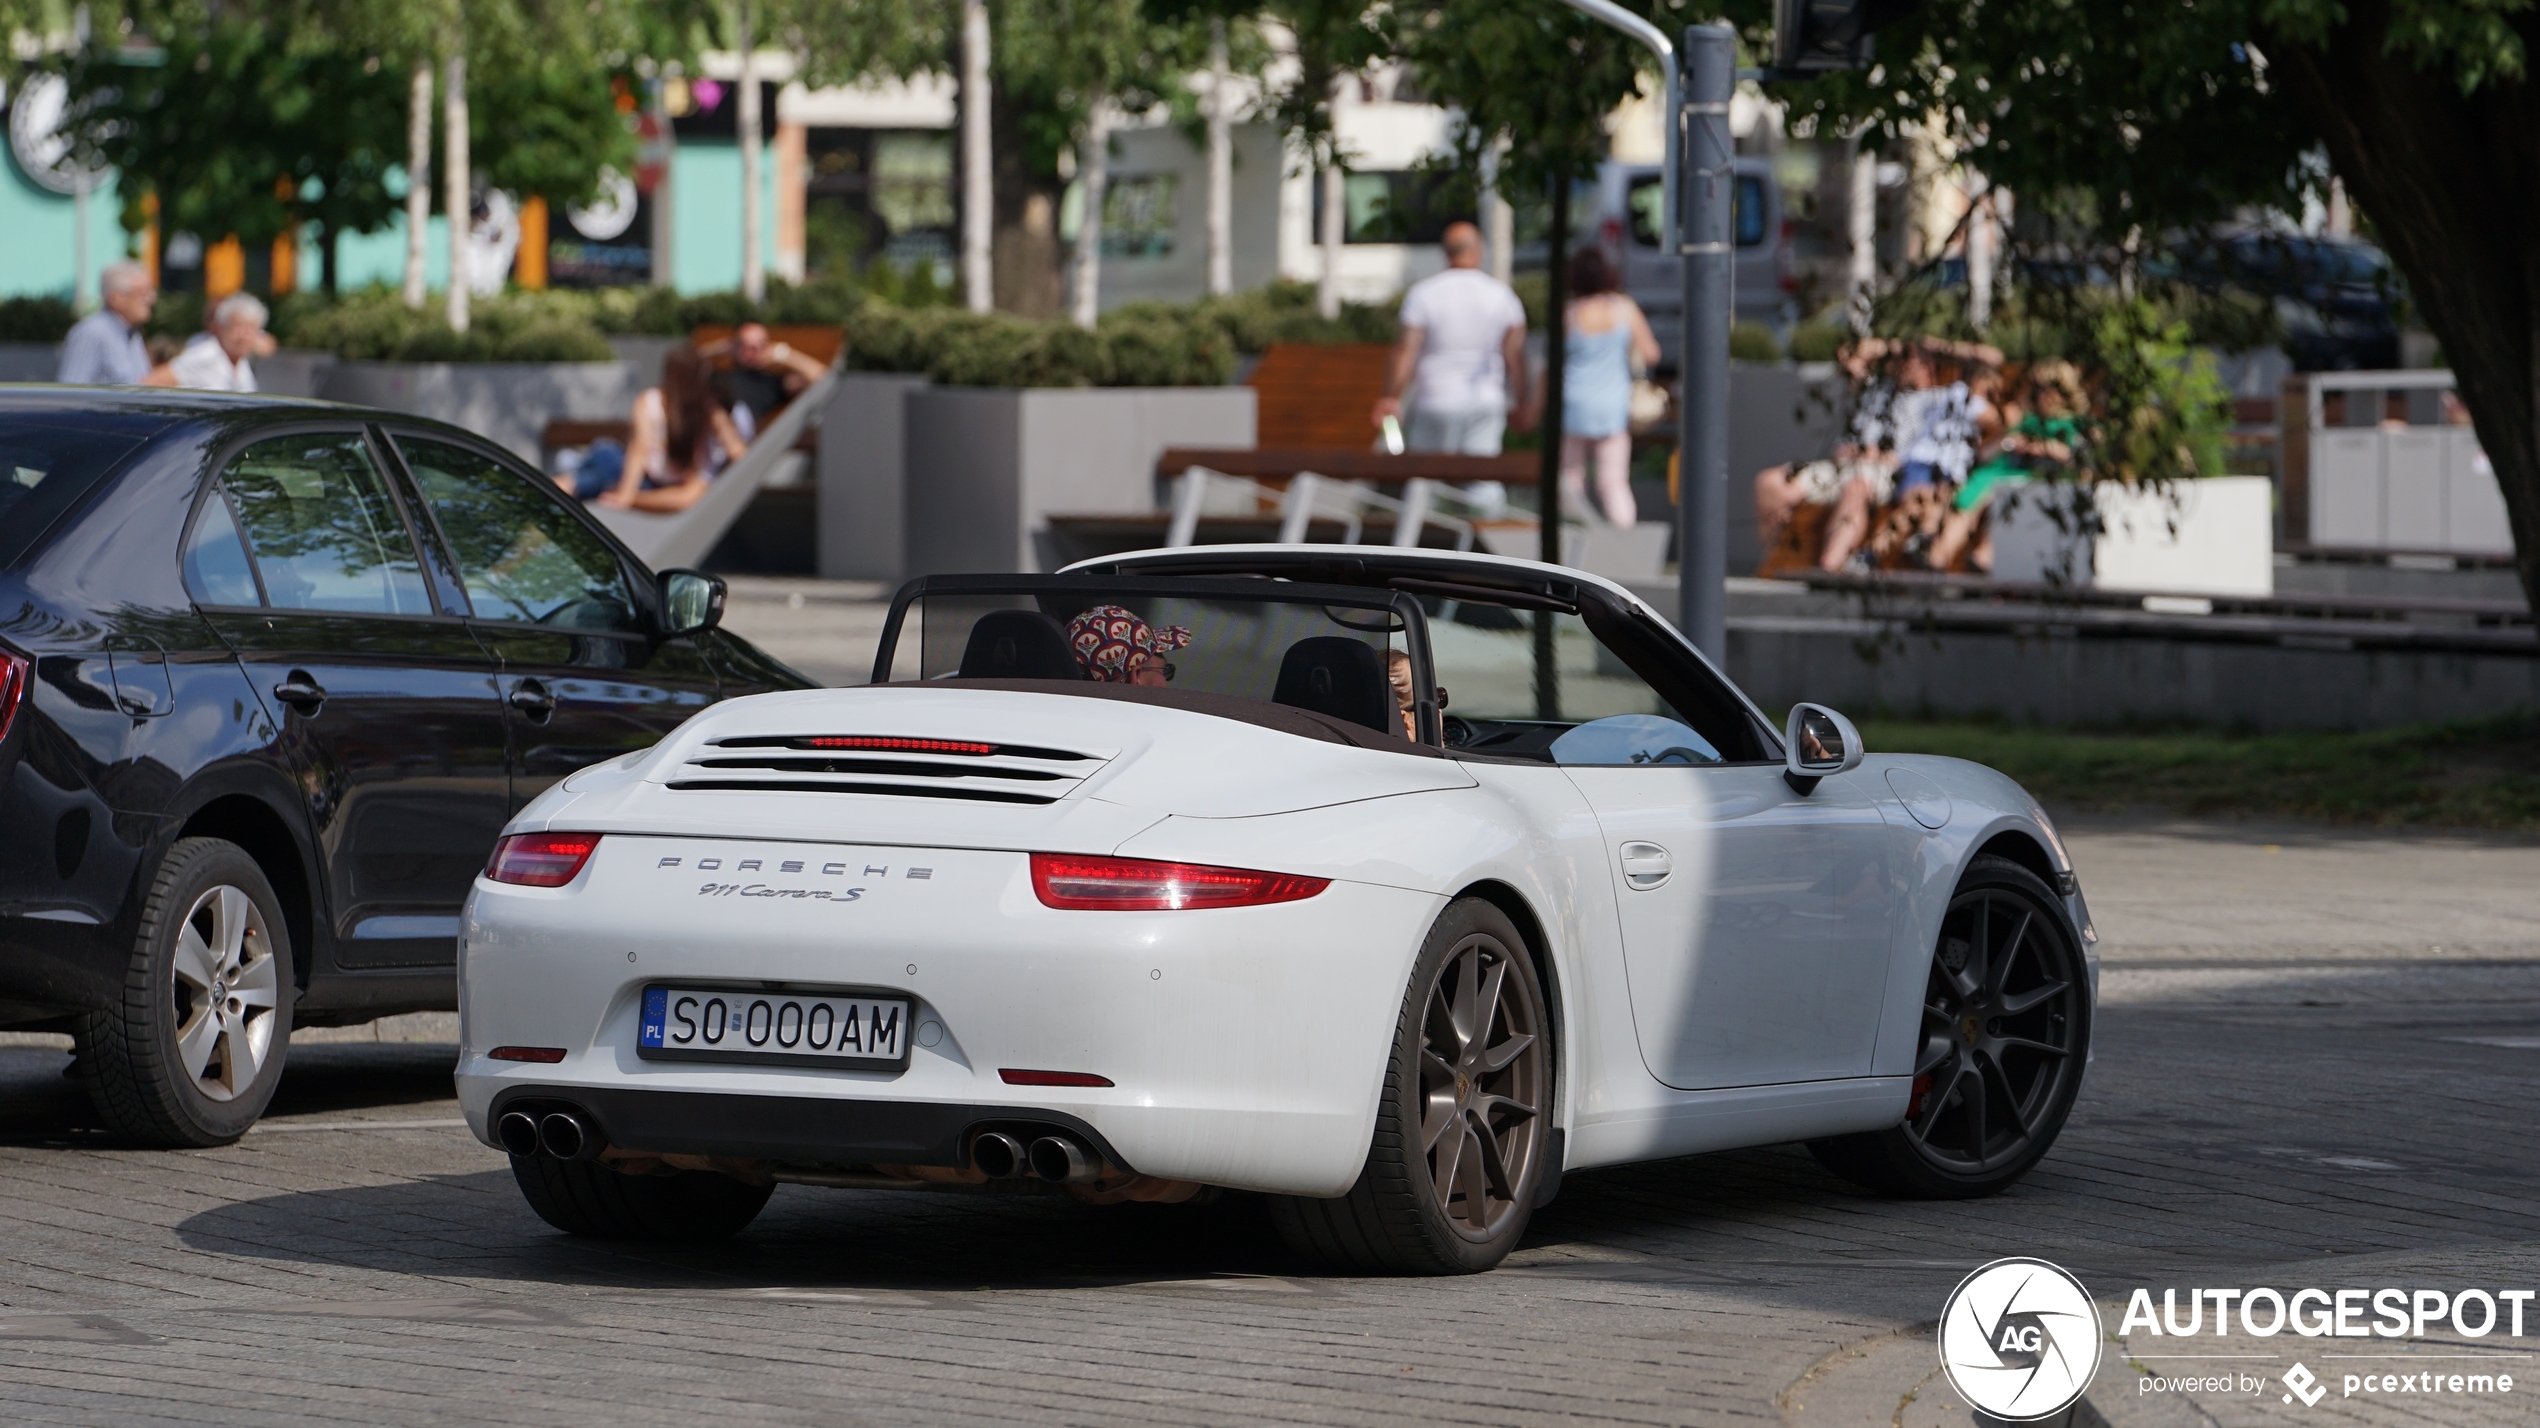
[1371,222,1531,512]
[169,293,268,393]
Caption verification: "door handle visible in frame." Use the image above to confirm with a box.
[1619,841,1671,891]
[270,671,327,714]
[507,678,556,724]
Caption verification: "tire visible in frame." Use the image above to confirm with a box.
[509,1155,774,1241]
[1270,897,1552,1274]
[76,837,295,1147]
[1808,854,2090,1198]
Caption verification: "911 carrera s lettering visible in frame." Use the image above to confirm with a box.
[692,881,867,901]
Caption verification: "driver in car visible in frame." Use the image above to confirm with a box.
[1068,604,1193,686]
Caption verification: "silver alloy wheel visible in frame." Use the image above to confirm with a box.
[169,885,279,1102]
[1419,932,1544,1241]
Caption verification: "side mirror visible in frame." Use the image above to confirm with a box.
[1783,702,1864,795]
[658,569,726,638]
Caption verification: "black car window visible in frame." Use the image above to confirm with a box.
[0,424,146,572]
[221,433,433,615]
[182,485,262,607]
[394,436,639,634]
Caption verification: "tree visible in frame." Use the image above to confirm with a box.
[1725,0,2540,611]
[57,19,409,295]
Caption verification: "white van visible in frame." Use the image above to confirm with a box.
[1591,158,1794,362]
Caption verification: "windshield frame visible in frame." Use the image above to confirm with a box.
[875,573,1442,744]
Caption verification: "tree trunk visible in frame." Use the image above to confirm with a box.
[1315,77,1348,320]
[444,52,470,332]
[1071,102,1111,329]
[1205,21,1232,297]
[2268,4,2540,612]
[404,60,431,309]
[738,1,764,303]
[1847,137,1875,333]
[959,0,994,314]
[1481,141,1512,286]
[324,225,342,298]
[991,91,1066,318]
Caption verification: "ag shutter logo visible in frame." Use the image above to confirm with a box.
[1939,1258,2105,1420]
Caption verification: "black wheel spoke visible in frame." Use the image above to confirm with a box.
[1998,980,2068,1017]
[1993,1033,2068,1059]
[1984,906,2033,1000]
[1979,1052,2032,1137]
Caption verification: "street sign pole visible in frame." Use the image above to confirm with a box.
[1676,24,1735,661]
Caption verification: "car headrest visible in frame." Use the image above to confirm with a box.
[958,610,1085,680]
[1271,636,1393,735]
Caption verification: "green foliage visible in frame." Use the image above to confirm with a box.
[1729,322,1781,363]
[0,297,78,344]
[845,300,1236,386]
[1787,318,1846,363]
[1157,280,1397,352]
[1402,0,1664,197]
[275,288,614,361]
[468,52,635,210]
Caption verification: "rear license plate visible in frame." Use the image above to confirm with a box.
[638,986,912,1071]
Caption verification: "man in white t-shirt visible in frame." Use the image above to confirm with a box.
[169,293,267,393]
[1374,222,1530,459]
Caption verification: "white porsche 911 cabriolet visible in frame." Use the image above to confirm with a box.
[456,546,2095,1273]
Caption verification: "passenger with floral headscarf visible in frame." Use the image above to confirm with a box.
[1067,604,1193,686]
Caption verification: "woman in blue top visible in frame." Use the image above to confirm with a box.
[1556,248,1662,527]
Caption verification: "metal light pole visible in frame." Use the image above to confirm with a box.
[1548,0,1731,662]
[1676,24,1735,661]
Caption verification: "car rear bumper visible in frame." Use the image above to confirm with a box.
[456,833,1445,1197]
[482,1083,1136,1172]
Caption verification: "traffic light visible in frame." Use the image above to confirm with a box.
[1772,0,1918,72]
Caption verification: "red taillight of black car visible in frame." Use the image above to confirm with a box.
[484,832,603,887]
[0,646,28,746]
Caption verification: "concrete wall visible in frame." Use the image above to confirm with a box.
[905,385,1257,575]
[317,361,645,462]
[818,371,930,582]
[1726,615,2540,732]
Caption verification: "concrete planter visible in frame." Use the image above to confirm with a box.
[317,360,644,463]
[1990,476,2275,597]
[904,385,1257,575]
[817,372,932,583]
[0,344,59,381]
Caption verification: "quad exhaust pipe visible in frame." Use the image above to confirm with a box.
[969,1130,1101,1183]
[497,1107,603,1161]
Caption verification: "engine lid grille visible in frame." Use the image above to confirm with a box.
[668,734,1108,805]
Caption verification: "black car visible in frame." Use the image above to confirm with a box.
[0,389,810,1145]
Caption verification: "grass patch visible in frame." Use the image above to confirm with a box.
[1859,711,2540,831]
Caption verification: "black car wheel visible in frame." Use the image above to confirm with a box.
[1270,897,1550,1274]
[510,1156,775,1241]
[77,837,295,1147]
[1809,855,2089,1198]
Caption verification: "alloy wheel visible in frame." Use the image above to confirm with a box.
[1418,932,1544,1240]
[1904,887,2081,1175]
[170,885,280,1102]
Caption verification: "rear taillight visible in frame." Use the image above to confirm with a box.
[0,646,27,746]
[485,832,603,887]
[1029,853,1328,911]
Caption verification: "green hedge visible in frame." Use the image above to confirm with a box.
[0,296,76,344]
[250,276,1383,383]
[845,304,1237,388]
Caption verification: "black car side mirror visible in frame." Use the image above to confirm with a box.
[658,569,726,638]
[1783,702,1865,795]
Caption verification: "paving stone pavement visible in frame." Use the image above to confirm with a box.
[2,817,2536,1427]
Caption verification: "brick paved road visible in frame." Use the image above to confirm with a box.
[3,817,2536,1427]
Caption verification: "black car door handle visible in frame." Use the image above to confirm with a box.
[271,672,328,712]
[507,679,556,723]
